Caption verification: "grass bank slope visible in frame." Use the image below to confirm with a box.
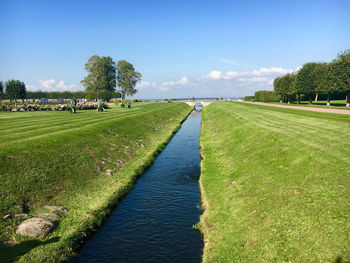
[199,102,350,262]
[0,102,191,262]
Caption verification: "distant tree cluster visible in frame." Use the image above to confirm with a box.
[81,55,142,100]
[274,49,350,106]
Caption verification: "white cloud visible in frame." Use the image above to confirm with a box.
[205,70,223,80]
[28,79,82,92]
[162,76,188,86]
[204,67,297,81]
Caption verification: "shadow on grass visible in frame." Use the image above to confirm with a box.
[335,256,350,263]
[0,236,60,263]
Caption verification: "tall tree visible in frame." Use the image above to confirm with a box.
[295,62,318,104]
[116,60,142,100]
[332,49,350,107]
[281,73,297,104]
[314,63,336,106]
[273,77,283,102]
[81,55,117,92]
[6,80,26,107]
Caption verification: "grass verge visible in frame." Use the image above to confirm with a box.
[0,102,191,262]
[199,102,350,262]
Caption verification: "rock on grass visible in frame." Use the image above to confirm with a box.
[44,205,69,212]
[37,212,61,220]
[16,218,54,238]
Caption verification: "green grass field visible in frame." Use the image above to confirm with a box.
[0,102,191,262]
[199,102,350,262]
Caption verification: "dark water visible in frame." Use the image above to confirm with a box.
[75,110,203,263]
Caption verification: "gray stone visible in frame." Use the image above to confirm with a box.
[37,212,61,220]
[16,218,54,238]
[3,214,12,220]
[14,213,28,218]
[44,205,69,212]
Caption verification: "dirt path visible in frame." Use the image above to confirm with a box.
[242,101,350,115]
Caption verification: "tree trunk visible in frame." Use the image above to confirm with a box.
[288,96,290,104]
[309,95,312,104]
[315,93,318,101]
[346,93,350,107]
[327,94,330,106]
[297,94,300,104]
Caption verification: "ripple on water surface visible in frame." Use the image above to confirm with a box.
[76,110,203,263]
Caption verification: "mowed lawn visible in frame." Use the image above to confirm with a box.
[199,102,350,263]
[0,102,191,262]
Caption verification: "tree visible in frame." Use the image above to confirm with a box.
[81,55,116,92]
[295,62,318,104]
[314,63,337,106]
[281,73,297,104]
[116,60,142,100]
[98,90,113,102]
[6,80,26,107]
[0,81,4,100]
[273,77,283,102]
[332,49,350,107]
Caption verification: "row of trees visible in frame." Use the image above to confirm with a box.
[0,80,121,103]
[274,49,350,106]
[0,55,141,104]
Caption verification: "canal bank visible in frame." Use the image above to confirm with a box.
[75,109,203,262]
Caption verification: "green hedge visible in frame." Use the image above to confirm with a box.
[254,91,281,102]
[244,96,255,101]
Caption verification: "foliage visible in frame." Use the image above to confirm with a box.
[5,80,27,104]
[332,49,350,106]
[81,55,117,92]
[274,73,296,103]
[273,49,350,106]
[98,90,114,102]
[244,96,254,101]
[0,81,3,94]
[116,60,142,99]
[254,91,280,102]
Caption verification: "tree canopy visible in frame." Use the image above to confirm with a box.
[116,60,142,99]
[272,49,350,106]
[81,55,117,92]
[6,80,26,104]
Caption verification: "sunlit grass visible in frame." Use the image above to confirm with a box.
[0,102,191,262]
[199,102,350,262]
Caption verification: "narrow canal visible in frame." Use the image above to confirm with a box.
[76,108,203,263]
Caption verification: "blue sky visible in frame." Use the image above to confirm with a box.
[1,0,349,98]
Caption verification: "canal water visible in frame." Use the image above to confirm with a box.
[76,109,203,263]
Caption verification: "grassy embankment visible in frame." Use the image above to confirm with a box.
[0,102,191,262]
[199,102,350,262]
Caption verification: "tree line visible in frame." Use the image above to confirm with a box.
[274,49,350,106]
[0,55,141,103]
